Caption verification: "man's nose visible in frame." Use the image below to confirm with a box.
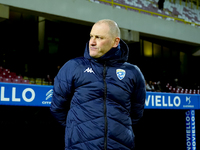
[90,37,96,46]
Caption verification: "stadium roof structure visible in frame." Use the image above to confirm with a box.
[0,0,200,54]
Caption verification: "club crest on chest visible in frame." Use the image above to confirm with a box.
[116,69,126,80]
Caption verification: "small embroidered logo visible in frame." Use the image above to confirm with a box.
[84,67,95,74]
[116,69,126,80]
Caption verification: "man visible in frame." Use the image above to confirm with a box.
[50,19,146,150]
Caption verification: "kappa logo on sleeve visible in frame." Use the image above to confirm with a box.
[116,69,126,80]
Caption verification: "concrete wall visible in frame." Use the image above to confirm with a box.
[0,0,200,45]
[0,4,9,22]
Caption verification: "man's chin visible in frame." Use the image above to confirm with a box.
[90,55,99,58]
[89,53,100,58]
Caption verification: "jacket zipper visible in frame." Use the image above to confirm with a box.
[103,62,107,150]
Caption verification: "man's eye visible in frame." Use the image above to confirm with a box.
[90,35,103,39]
[97,36,102,39]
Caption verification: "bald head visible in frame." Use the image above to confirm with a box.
[89,19,121,58]
[95,19,120,38]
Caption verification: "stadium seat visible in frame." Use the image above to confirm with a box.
[166,83,170,88]
[3,69,10,75]
[12,78,22,83]
[175,88,180,93]
[168,86,172,92]
[15,75,23,79]
[21,79,30,84]
[2,78,12,83]
[171,87,176,93]
[180,88,184,93]
[9,72,17,79]
[184,89,188,94]
[1,71,8,77]
[7,73,17,79]
[0,76,3,82]
[188,89,192,94]
[197,89,200,94]
[193,89,196,94]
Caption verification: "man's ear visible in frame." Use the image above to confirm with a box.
[113,37,120,48]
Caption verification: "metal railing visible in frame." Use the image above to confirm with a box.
[89,0,200,27]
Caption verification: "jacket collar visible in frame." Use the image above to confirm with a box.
[84,39,129,64]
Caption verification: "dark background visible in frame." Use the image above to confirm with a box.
[0,105,198,150]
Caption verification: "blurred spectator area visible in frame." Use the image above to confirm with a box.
[89,0,200,27]
[2,64,199,94]
[0,66,52,85]
[146,78,200,94]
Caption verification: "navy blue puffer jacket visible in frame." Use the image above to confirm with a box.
[50,40,146,150]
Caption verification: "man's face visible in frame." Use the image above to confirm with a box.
[89,23,116,58]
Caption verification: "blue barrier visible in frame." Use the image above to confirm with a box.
[146,92,200,109]
[185,110,196,150]
[0,82,197,149]
[0,82,199,109]
[0,82,52,107]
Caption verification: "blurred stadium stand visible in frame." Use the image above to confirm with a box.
[90,0,200,27]
[0,66,53,85]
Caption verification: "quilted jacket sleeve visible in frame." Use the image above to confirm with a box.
[50,60,76,127]
[131,66,146,125]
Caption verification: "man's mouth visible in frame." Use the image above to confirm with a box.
[90,47,98,51]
